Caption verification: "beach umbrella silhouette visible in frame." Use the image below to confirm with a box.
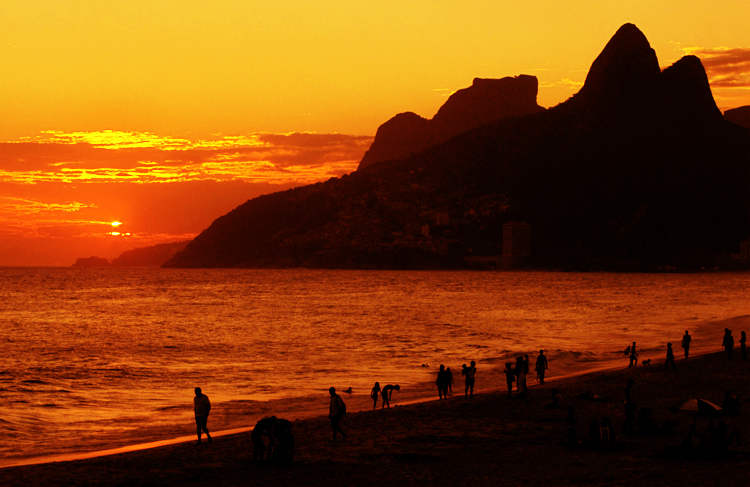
[669,398,722,416]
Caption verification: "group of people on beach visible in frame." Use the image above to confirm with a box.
[188,327,746,465]
[502,351,548,399]
[625,328,748,371]
[434,351,548,402]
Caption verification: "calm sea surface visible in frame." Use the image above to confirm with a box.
[1,268,749,465]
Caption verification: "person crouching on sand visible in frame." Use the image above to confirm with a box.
[193,387,212,444]
[251,416,277,462]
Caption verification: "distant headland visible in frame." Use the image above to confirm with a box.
[72,241,190,268]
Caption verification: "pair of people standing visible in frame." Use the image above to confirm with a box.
[436,365,453,399]
[370,382,400,409]
[722,328,748,360]
[436,362,476,399]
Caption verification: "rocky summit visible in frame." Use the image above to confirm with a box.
[164,24,750,271]
[357,75,545,170]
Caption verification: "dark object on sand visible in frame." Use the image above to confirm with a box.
[577,392,607,402]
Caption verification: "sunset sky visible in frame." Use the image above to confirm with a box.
[2,1,749,266]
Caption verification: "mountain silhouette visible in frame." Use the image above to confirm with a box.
[164,24,750,271]
[358,75,544,170]
[725,106,750,129]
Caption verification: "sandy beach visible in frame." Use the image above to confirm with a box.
[3,351,749,486]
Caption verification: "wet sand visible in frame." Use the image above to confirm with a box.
[2,351,749,486]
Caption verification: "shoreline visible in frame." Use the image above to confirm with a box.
[4,350,750,486]
[0,348,724,471]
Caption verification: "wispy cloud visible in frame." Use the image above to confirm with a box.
[0,131,373,185]
[539,78,584,89]
[0,197,94,215]
[683,47,750,89]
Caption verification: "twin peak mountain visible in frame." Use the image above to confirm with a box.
[164,24,750,271]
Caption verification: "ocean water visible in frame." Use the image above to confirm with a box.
[1,268,749,466]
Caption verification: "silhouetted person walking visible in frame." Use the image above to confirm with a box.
[664,342,676,370]
[464,361,476,399]
[535,350,548,383]
[370,382,381,409]
[193,387,212,444]
[251,416,277,462]
[628,342,638,367]
[723,328,734,359]
[381,384,399,408]
[436,365,449,399]
[681,330,691,359]
[328,387,346,440]
[741,331,747,360]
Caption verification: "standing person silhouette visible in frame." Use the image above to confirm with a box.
[681,330,691,359]
[535,350,548,384]
[723,328,734,359]
[436,365,449,399]
[664,342,676,370]
[503,362,515,398]
[381,384,399,408]
[741,331,747,360]
[193,387,212,444]
[328,387,346,440]
[628,342,638,368]
[464,361,476,399]
[515,356,527,398]
[370,382,381,409]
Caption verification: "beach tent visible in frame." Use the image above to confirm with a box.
[669,398,722,416]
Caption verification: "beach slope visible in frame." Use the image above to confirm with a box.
[3,351,750,486]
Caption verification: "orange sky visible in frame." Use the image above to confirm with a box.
[2,1,749,266]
